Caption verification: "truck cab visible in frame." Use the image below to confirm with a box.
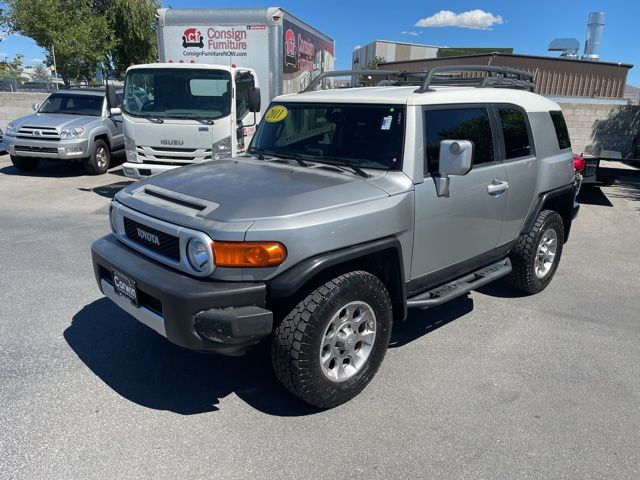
[119,63,260,178]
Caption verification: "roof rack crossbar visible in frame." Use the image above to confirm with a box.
[415,65,535,93]
[302,69,404,93]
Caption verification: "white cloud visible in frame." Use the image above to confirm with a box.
[353,45,361,50]
[415,9,504,30]
[401,31,420,36]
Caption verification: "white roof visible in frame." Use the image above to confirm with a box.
[276,86,560,112]
[126,63,253,74]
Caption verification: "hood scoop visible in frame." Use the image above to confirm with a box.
[130,185,219,218]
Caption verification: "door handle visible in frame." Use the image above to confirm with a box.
[487,179,509,195]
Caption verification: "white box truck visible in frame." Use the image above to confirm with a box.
[117,7,335,178]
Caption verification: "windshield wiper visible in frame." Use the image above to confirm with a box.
[166,114,214,125]
[247,148,309,168]
[311,158,370,178]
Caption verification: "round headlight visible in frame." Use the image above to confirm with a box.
[186,238,211,272]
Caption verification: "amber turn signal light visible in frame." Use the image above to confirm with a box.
[212,241,287,267]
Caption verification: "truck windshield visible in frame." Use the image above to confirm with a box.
[123,68,231,121]
[250,103,405,170]
[38,93,103,116]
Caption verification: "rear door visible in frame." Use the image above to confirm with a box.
[494,105,537,245]
[411,105,508,287]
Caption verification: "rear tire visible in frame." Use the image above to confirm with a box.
[10,155,39,171]
[507,210,564,294]
[84,139,110,175]
[271,271,393,408]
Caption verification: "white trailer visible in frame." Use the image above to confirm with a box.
[118,7,334,178]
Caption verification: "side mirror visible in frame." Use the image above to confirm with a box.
[106,84,118,109]
[248,87,261,113]
[109,107,122,116]
[434,140,474,197]
[32,102,40,111]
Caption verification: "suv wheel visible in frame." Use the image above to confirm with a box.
[271,271,393,408]
[507,210,564,294]
[84,140,110,175]
[10,155,39,171]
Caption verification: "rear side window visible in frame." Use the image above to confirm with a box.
[550,111,571,150]
[498,108,532,159]
[424,107,494,174]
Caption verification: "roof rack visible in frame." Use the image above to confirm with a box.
[301,65,535,93]
[415,65,535,93]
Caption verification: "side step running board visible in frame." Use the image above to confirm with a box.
[407,258,512,308]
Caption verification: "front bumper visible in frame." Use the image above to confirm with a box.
[91,235,273,355]
[122,162,179,179]
[5,136,89,160]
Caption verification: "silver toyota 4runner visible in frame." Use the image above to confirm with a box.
[4,88,123,174]
[91,67,580,408]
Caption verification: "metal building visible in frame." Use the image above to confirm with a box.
[380,52,632,99]
[352,40,441,70]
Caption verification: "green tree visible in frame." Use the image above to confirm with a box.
[359,56,387,86]
[2,0,115,86]
[104,0,159,76]
[0,52,23,80]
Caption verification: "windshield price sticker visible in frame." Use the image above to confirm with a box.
[381,115,393,131]
[265,105,288,122]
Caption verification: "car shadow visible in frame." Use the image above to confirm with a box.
[78,180,134,199]
[0,155,125,178]
[389,295,474,348]
[65,299,319,416]
[68,289,505,415]
[576,185,614,207]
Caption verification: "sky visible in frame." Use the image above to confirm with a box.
[1,0,639,85]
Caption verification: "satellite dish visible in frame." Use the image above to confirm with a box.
[548,38,580,58]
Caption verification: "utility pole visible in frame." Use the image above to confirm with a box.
[51,44,58,83]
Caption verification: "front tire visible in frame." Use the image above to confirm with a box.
[507,210,564,294]
[84,140,110,175]
[271,271,393,408]
[10,155,39,171]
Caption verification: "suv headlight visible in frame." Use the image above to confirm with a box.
[186,238,211,273]
[60,127,84,139]
[5,123,18,135]
[212,136,231,160]
[125,135,139,163]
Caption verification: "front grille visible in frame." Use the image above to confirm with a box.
[14,145,58,154]
[123,217,180,261]
[17,125,60,140]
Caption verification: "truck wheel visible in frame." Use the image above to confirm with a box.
[507,210,564,294]
[271,271,393,408]
[84,140,110,175]
[10,155,39,171]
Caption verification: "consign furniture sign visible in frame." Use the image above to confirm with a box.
[163,24,269,66]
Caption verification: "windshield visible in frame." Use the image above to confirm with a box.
[39,93,103,116]
[123,68,231,120]
[250,103,405,170]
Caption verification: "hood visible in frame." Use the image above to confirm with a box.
[119,158,391,223]
[9,113,99,130]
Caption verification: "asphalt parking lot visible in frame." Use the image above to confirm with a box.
[1,155,639,479]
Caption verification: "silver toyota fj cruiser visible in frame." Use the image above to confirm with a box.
[91,67,580,408]
[4,88,123,174]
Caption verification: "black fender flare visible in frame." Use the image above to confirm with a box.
[268,236,408,321]
[522,184,577,242]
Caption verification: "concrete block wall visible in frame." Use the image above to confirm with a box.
[558,102,640,156]
[0,92,50,130]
